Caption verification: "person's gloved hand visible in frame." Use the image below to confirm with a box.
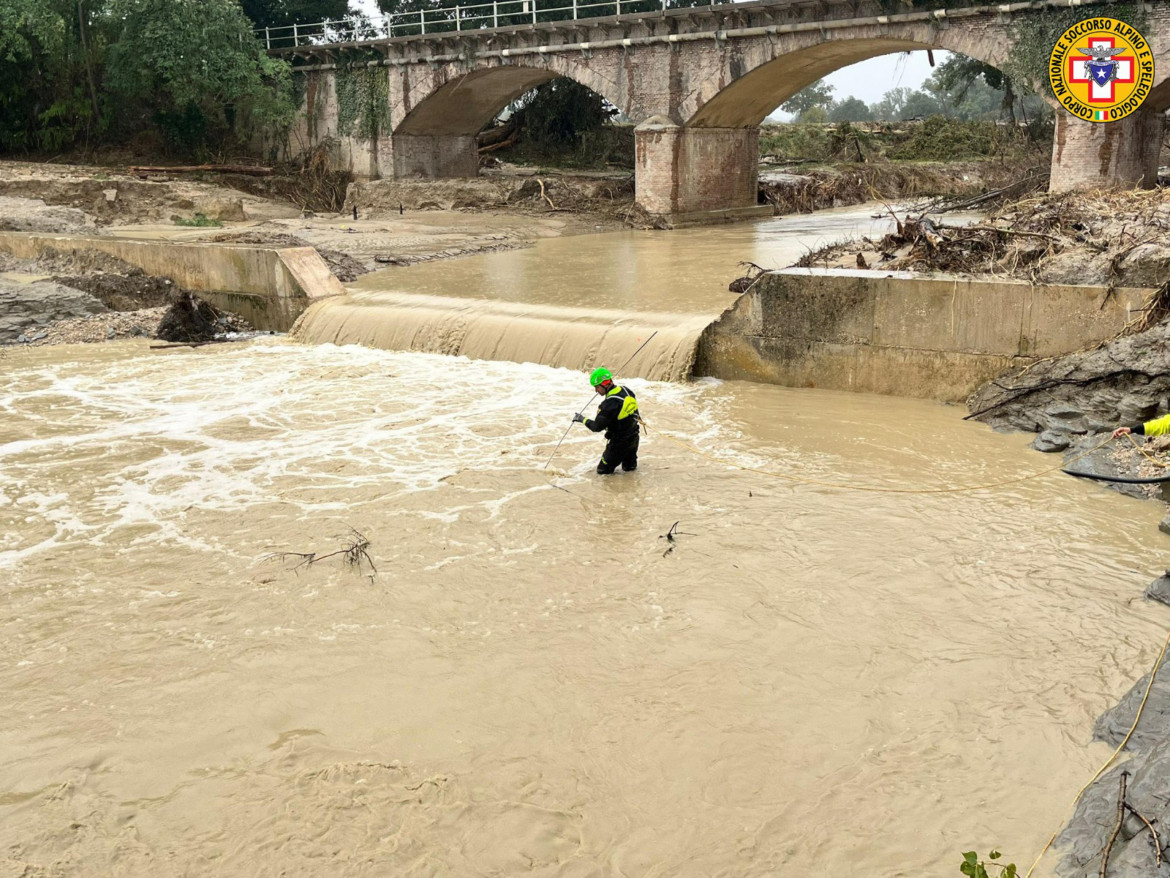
[572,413,585,424]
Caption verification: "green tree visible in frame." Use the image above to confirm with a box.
[871,86,913,121]
[934,55,1020,124]
[105,0,295,155]
[0,0,66,63]
[241,0,351,30]
[0,0,105,153]
[780,80,836,117]
[514,77,615,151]
[900,89,944,119]
[828,97,872,123]
[797,105,829,124]
[924,69,1001,120]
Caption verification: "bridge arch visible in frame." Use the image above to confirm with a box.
[393,61,628,138]
[683,30,1020,128]
[690,39,936,128]
[390,59,631,178]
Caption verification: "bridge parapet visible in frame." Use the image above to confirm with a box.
[262,0,884,54]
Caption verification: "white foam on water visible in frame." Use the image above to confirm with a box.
[0,340,708,567]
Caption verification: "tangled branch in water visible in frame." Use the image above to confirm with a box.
[659,520,698,558]
[265,527,377,574]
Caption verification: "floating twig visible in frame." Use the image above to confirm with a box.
[659,520,698,557]
[265,527,377,574]
[150,340,228,350]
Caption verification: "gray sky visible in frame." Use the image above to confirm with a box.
[816,50,945,106]
[766,50,948,120]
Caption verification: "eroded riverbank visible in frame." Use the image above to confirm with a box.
[2,339,1168,876]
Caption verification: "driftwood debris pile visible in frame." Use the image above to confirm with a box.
[797,188,1170,288]
[155,292,249,343]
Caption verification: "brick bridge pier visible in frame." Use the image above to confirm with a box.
[278,0,1170,222]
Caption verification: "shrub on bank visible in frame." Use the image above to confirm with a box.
[496,124,635,170]
[886,116,1042,161]
[759,117,1050,165]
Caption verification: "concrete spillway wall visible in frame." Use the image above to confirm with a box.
[0,233,344,331]
[695,268,1153,402]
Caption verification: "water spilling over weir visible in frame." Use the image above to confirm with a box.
[292,206,906,379]
[295,293,709,382]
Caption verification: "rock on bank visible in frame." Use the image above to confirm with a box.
[967,306,1170,449]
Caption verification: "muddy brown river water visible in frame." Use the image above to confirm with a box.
[3,208,1169,877]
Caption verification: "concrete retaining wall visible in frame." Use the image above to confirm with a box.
[393,133,479,178]
[695,268,1153,401]
[0,233,344,331]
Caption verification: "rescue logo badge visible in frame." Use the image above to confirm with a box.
[1048,17,1155,123]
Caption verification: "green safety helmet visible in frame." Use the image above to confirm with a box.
[589,367,612,387]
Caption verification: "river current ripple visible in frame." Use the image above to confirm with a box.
[1,339,1167,876]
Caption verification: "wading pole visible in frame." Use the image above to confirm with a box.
[543,330,658,469]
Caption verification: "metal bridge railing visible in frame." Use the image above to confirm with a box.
[258,0,730,49]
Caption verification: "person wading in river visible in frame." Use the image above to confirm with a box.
[574,368,641,474]
[1113,414,1170,440]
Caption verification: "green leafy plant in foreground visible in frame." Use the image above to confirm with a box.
[173,213,223,228]
[961,850,1018,878]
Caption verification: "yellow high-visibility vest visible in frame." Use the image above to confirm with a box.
[1144,414,1170,436]
[606,385,639,420]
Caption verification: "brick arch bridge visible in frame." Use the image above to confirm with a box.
[284,0,1170,221]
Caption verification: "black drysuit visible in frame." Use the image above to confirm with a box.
[584,385,640,474]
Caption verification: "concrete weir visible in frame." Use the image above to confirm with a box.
[0,232,343,331]
[695,268,1154,402]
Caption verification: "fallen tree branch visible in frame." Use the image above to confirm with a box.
[903,168,1048,214]
[659,520,698,557]
[728,261,770,294]
[477,134,518,154]
[1100,771,1128,878]
[537,178,556,210]
[938,223,1065,243]
[1124,802,1163,867]
[876,198,904,237]
[150,341,221,350]
[129,164,272,176]
[1122,280,1170,336]
[759,155,819,166]
[265,527,377,573]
